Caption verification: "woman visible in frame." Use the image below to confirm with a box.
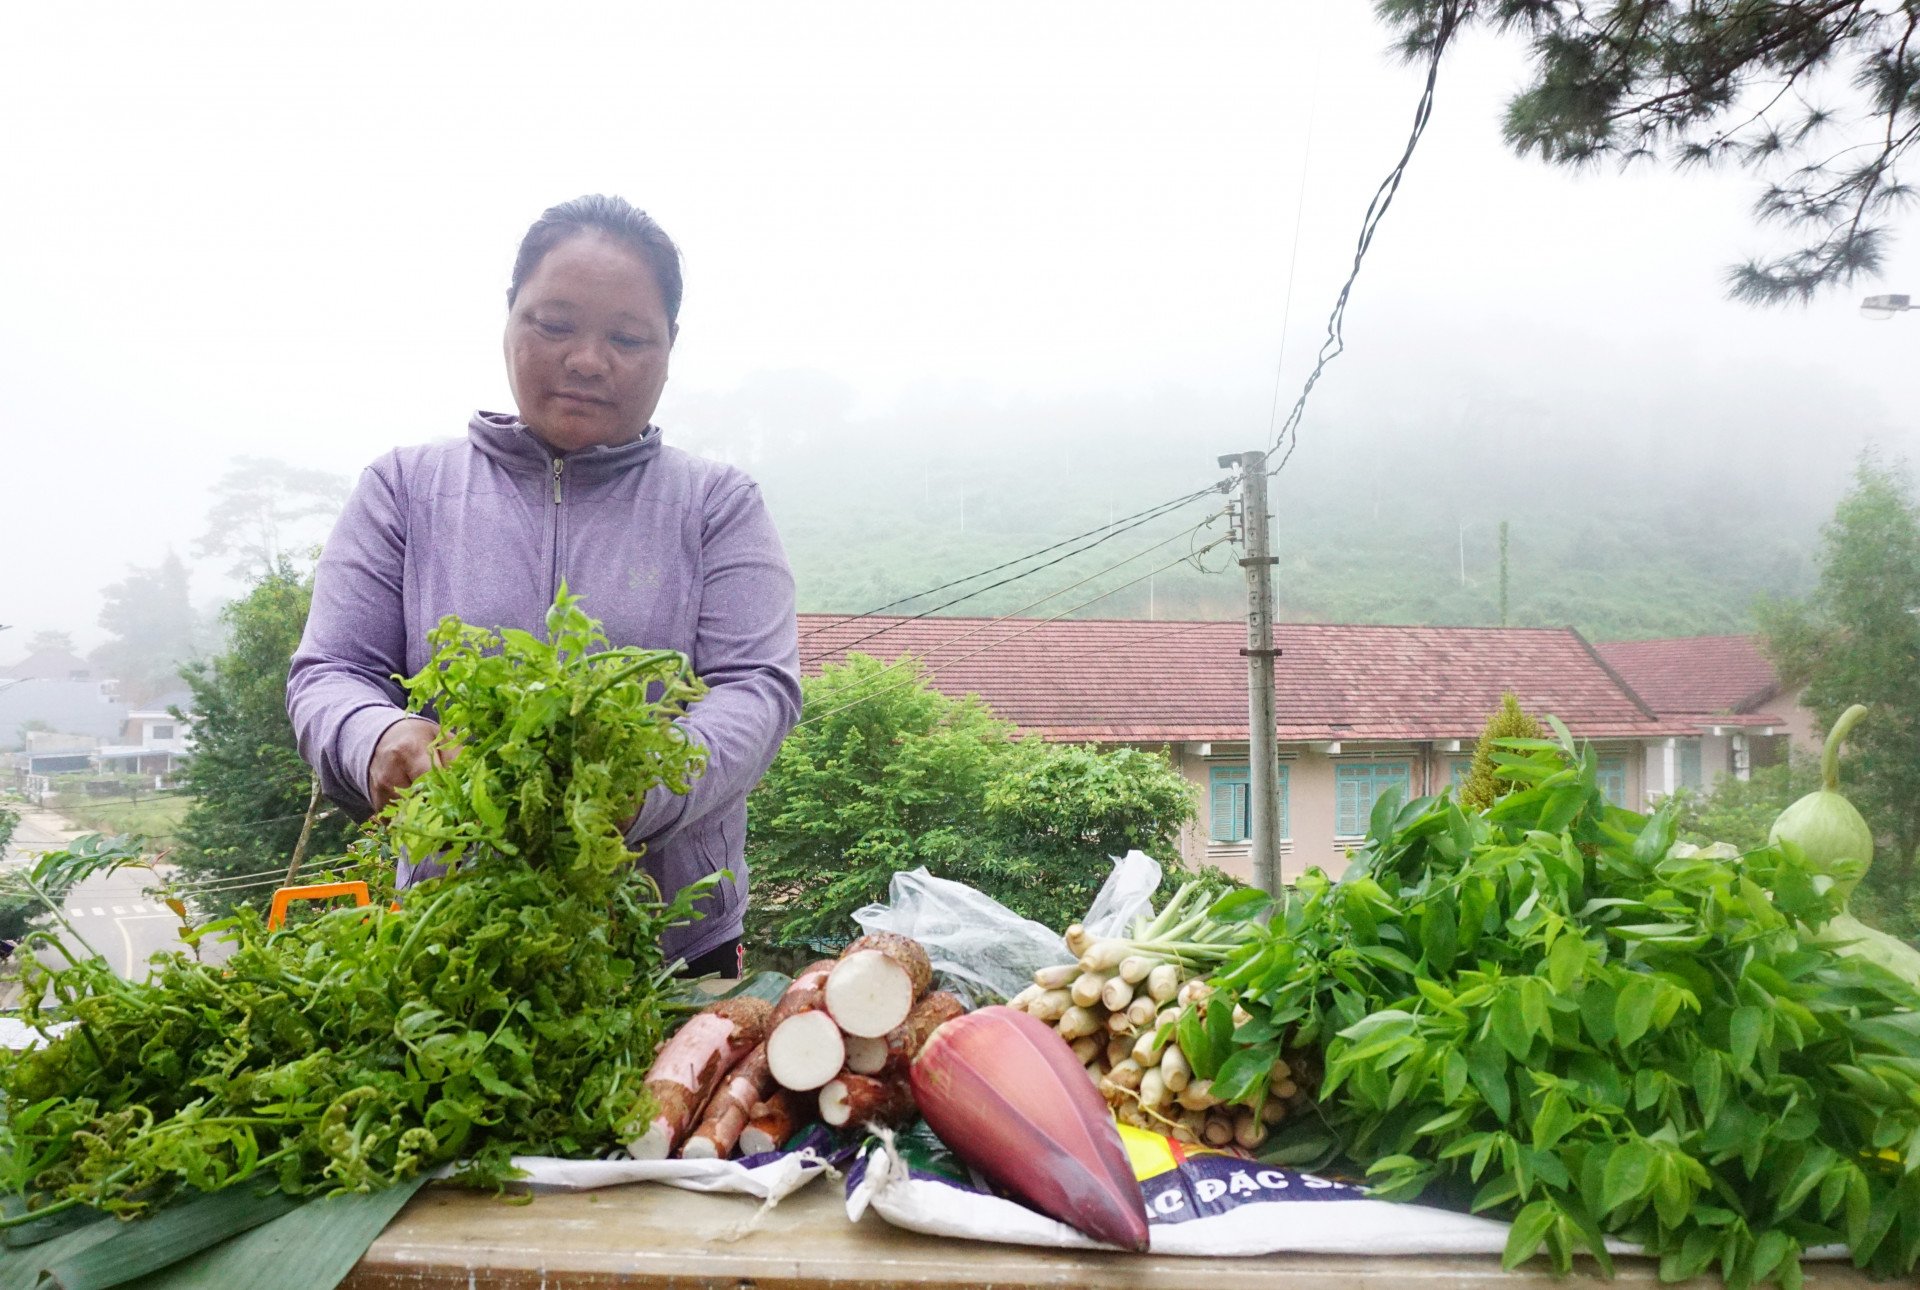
[288,195,802,976]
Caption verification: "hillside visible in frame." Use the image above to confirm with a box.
[672,375,1829,643]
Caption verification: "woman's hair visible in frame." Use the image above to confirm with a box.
[507,194,684,327]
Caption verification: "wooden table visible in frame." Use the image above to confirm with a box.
[342,1180,1887,1289]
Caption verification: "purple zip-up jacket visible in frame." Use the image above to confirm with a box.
[287,412,802,964]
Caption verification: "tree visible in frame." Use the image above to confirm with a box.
[1672,752,1823,853]
[1457,691,1544,810]
[1378,0,1920,303]
[1761,454,1920,938]
[90,552,200,704]
[25,630,75,656]
[173,561,355,912]
[193,456,349,581]
[746,654,1199,945]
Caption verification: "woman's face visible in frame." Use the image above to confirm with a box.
[504,231,675,453]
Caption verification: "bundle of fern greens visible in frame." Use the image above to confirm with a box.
[1,589,712,1225]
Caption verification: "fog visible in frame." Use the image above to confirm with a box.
[3,1,1915,659]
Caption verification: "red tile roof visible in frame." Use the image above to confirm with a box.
[797,615,1687,744]
[1593,635,1783,720]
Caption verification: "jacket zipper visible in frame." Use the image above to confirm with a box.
[550,458,565,600]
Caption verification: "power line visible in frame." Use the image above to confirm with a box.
[63,874,301,902]
[800,498,1222,666]
[797,482,1226,651]
[797,536,1232,731]
[1261,5,1324,451]
[798,507,1228,713]
[1264,1,1463,479]
[39,791,194,807]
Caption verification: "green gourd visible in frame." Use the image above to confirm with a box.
[1768,703,1873,900]
[1769,703,1920,981]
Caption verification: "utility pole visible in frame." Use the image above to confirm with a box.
[1219,450,1282,897]
[1498,520,1510,627]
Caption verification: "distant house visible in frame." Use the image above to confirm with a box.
[797,616,1690,885]
[1,643,96,685]
[95,690,195,782]
[0,680,127,748]
[20,730,99,777]
[1594,635,1817,795]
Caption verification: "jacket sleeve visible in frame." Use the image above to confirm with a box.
[625,477,801,849]
[286,458,418,818]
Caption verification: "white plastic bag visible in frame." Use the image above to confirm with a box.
[499,1149,827,1200]
[850,853,1171,1002]
[427,1124,849,1201]
[852,868,1069,1001]
[1078,850,1163,941]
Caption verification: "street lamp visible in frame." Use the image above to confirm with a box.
[1861,293,1915,320]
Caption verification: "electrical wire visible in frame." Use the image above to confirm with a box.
[1264,2,1463,478]
[1261,6,1324,452]
[796,536,1233,731]
[798,506,1228,712]
[801,498,1223,667]
[797,482,1227,655]
[64,874,298,902]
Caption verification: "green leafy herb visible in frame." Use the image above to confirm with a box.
[1202,732,1920,1287]
[1,588,711,1221]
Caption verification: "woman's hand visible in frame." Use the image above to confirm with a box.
[368,717,452,812]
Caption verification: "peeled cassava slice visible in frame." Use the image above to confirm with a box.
[822,992,965,1124]
[766,960,847,1091]
[911,1004,1149,1252]
[738,1087,801,1156]
[766,1010,845,1091]
[853,991,966,1076]
[819,1072,914,1128]
[627,995,772,1159]
[844,1034,891,1075]
[826,933,932,1038]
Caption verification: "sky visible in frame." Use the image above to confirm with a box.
[3,1,1916,651]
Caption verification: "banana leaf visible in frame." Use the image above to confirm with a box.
[124,1176,430,1290]
[37,1189,299,1290]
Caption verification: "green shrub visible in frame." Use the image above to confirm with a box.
[746,654,1199,946]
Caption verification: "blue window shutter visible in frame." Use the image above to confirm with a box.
[1336,762,1412,836]
[1335,766,1362,837]
[1677,740,1702,790]
[1598,756,1628,806]
[1209,765,1251,843]
[1277,764,1290,841]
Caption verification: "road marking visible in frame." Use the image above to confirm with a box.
[115,913,182,978]
[91,908,105,917]
[111,906,127,915]
[69,908,87,918]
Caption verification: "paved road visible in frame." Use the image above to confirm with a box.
[3,806,217,995]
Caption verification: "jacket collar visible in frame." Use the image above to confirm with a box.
[467,410,663,479]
